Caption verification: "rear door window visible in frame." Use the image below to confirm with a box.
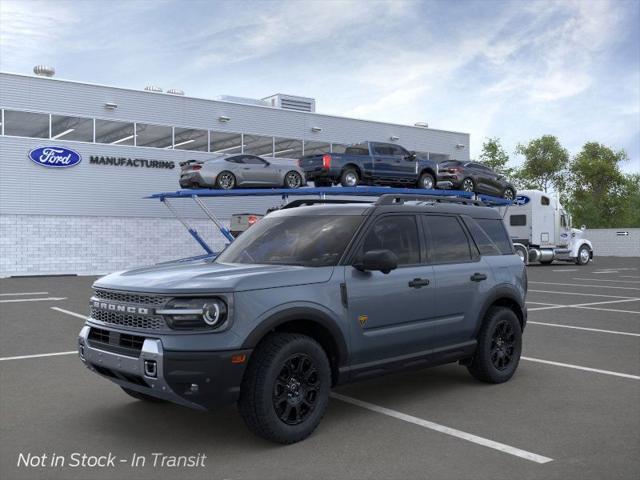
[359,215,420,265]
[422,215,472,263]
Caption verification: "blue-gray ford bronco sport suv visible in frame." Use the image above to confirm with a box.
[78,194,527,444]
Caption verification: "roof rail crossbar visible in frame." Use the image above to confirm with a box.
[375,194,485,206]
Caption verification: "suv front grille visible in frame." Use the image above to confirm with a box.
[87,327,147,357]
[90,306,166,330]
[93,289,167,306]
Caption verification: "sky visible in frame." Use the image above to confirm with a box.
[1,0,639,172]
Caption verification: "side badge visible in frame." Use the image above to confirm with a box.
[358,315,368,328]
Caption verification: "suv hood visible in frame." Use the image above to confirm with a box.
[94,259,334,294]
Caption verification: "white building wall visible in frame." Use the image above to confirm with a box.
[586,228,640,257]
[0,215,230,277]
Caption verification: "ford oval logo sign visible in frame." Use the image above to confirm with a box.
[28,146,82,168]
[514,195,530,206]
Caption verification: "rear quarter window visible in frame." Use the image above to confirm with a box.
[470,218,514,255]
[510,215,526,226]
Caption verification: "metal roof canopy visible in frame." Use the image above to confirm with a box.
[147,187,512,255]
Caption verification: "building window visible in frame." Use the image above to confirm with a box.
[273,137,303,159]
[244,134,274,156]
[51,114,94,142]
[173,127,208,151]
[95,119,135,145]
[3,110,49,138]
[210,131,243,154]
[303,140,330,156]
[135,123,173,149]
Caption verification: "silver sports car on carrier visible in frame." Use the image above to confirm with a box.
[179,154,307,189]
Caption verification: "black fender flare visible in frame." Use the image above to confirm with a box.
[474,284,526,336]
[241,306,349,367]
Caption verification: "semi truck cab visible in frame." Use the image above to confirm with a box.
[502,190,593,265]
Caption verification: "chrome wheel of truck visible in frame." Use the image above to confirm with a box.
[576,245,591,265]
[418,172,435,190]
[340,169,359,187]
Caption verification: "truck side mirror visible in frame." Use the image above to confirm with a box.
[405,151,416,161]
[353,249,398,274]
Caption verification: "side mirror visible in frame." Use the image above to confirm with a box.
[405,151,416,160]
[581,225,586,231]
[353,249,398,274]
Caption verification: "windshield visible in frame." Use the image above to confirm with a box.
[215,215,363,267]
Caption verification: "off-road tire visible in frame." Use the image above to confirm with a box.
[121,387,164,403]
[340,168,359,187]
[467,307,522,384]
[238,333,331,444]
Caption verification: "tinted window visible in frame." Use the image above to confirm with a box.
[216,215,362,267]
[226,156,244,164]
[360,216,420,265]
[373,145,394,155]
[51,114,93,142]
[464,219,501,256]
[95,119,134,145]
[510,215,526,226]
[243,156,267,165]
[476,218,513,254]
[423,215,472,262]
[388,145,408,157]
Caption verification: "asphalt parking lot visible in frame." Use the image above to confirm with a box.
[1,257,639,480]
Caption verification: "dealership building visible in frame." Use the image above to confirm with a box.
[0,69,470,276]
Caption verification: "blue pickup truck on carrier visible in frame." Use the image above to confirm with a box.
[299,141,445,189]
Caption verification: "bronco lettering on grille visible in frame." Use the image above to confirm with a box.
[92,301,150,315]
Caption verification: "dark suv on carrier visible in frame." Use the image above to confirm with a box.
[438,160,517,200]
[78,194,527,444]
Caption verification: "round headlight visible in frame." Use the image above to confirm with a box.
[203,302,221,326]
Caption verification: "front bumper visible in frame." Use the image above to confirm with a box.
[78,325,251,410]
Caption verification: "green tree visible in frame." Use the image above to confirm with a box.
[566,142,631,228]
[515,135,569,193]
[479,137,510,173]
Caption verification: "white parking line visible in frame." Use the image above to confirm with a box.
[51,307,87,319]
[572,278,640,284]
[552,269,578,272]
[521,357,640,380]
[529,281,640,291]
[527,298,640,312]
[0,291,49,296]
[620,275,640,279]
[527,321,640,337]
[529,289,637,299]
[0,351,76,362]
[331,393,553,464]
[526,301,560,306]
[0,297,67,303]
[573,306,640,315]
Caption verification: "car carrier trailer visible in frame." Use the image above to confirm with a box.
[147,186,512,256]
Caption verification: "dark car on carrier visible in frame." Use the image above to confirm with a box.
[299,141,445,190]
[438,160,516,200]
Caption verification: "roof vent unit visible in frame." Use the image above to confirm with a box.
[144,85,163,93]
[216,95,270,107]
[167,88,185,96]
[262,94,316,113]
[33,65,55,77]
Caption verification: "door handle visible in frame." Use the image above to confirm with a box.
[408,278,430,288]
[470,273,487,282]
[242,167,251,170]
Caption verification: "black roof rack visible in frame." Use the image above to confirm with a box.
[375,194,486,206]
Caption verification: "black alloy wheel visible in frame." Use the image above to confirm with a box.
[490,320,516,370]
[273,354,320,425]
